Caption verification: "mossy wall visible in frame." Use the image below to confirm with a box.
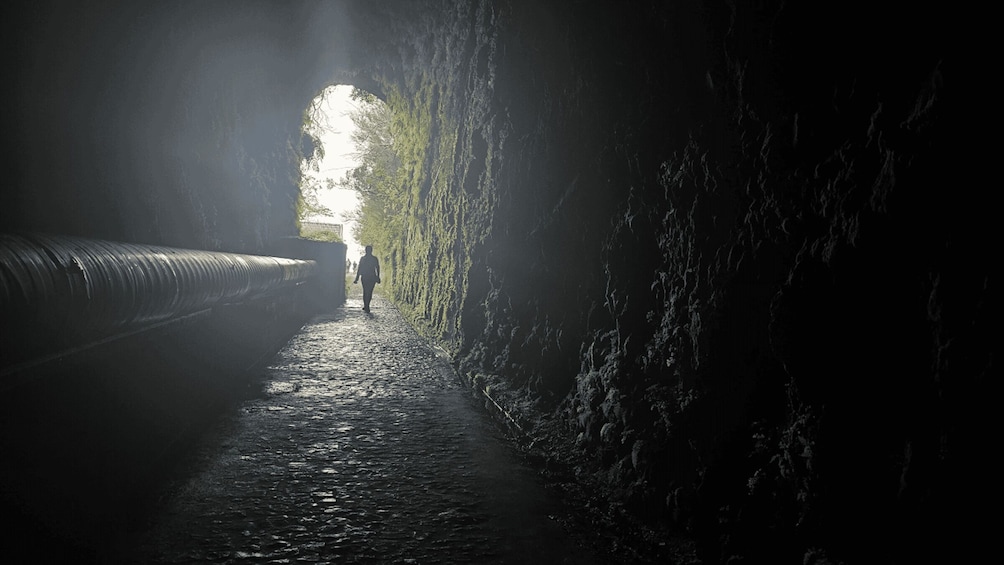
[360,1,990,562]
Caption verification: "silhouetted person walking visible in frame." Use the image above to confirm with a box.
[353,245,381,313]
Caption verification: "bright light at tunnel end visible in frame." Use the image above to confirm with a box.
[302,85,364,259]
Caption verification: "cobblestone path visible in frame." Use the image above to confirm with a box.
[115,286,601,564]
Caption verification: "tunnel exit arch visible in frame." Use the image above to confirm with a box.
[296,84,377,261]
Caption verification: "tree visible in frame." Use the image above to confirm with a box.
[335,89,404,252]
[296,176,333,225]
[296,98,332,227]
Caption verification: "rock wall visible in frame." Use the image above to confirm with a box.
[3,0,991,562]
[366,1,991,562]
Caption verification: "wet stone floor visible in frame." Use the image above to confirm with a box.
[117,287,602,564]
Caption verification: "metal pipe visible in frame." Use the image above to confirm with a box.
[1,233,317,369]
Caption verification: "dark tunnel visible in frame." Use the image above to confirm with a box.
[1,0,992,563]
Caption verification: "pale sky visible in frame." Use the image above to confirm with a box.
[301,84,364,259]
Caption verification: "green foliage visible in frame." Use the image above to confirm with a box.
[338,70,465,340]
[296,96,331,226]
[335,86,418,281]
[301,229,343,243]
[294,181,332,227]
[350,87,379,105]
[340,4,486,354]
[300,98,327,170]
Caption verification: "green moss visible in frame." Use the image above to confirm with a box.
[346,28,474,356]
[301,229,343,243]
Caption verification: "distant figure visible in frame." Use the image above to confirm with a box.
[353,245,381,313]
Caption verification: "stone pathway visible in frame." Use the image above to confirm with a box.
[111,285,602,564]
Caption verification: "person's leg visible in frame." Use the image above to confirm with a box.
[362,281,374,311]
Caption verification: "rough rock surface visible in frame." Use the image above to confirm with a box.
[4,1,991,562]
[365,2,991,563]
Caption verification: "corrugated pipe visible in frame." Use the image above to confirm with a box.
[1,232,316,369]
